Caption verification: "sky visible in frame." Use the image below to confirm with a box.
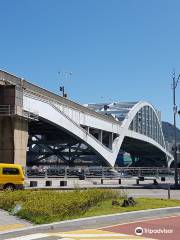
[0,0,180,127]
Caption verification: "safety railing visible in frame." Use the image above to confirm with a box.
[0,105,16,116]
[22,110,39,121]
[26,166,179,179]
[0,105,39,121]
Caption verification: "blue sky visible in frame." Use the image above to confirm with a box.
[0,0,180,127]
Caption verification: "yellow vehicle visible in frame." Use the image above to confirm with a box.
[0,163,25,190]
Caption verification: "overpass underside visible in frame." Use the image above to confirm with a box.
[27,118,107,166]
[120,136,167,167]
[27,118,167,167]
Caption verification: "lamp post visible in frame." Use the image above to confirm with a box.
[172,70,180,188]
[60,86,67,98]
[58,71,72,98]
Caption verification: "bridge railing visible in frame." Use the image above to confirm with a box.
[25,166,179,179]
[23,88,121,126]
[0,105,39,120]
[0,105,17,115]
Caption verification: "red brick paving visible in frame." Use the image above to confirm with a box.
[101,215,180,240]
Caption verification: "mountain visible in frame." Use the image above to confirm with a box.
[162,121,180,144]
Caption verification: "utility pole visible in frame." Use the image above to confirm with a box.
[172,70,180,188]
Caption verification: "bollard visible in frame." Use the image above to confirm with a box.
[101,179,103,184]
[161,177,166,182]
[153,179,158,185]
[45,180,52,187]
[30,181,37,187]
[60,180,67,187]
[79,175,85,180]
[168,184,171,199]
[139,176,144,181]
[118,179,121,185]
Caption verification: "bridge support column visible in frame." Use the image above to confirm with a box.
[0,117,28,167]
[108,133,113,149]
[98,130,103,143]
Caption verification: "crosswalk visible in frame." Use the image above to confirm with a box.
[3,229,150,240]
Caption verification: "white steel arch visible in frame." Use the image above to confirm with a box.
[23,93,173,167]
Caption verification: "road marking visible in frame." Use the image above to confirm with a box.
[0,224,26,232]
[4,233,50,240]
[51,229,146,239]
[4,229,147,240]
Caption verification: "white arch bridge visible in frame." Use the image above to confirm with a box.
[0,70,173,167]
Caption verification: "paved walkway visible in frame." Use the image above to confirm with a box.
[1,207,180,239]
[0,209,32,232]
[2,216,180,239]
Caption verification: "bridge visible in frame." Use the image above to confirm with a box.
[0,70,173,167]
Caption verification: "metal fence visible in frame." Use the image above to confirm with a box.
[0,105,16,115]
[25,166,178,180]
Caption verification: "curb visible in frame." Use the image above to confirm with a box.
[0,206,180,235]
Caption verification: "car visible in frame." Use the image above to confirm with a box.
[0,163,25,190]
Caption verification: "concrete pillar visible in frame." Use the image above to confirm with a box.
[0,116,28,167]
[0,117,14,162]
[98,130,103,143]
[14,118,28,167]
[108,133,113,149]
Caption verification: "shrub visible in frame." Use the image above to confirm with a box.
[0,189,118,223]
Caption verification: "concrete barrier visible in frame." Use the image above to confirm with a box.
[30,181,37,187]
[161,177,166,182]
[79,175,85,180]
[60,180,67,186]
[45,180,52,186]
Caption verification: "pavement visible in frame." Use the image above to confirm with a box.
[0,209,32,233]
[0,207,180,240]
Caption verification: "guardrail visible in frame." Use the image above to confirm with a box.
[22,110,39,120]
[0,105,39,120]
[26,166,179,179]
[0,105,16,115]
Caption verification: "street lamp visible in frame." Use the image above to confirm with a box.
[58,71,72,98]
[172,70,180,188]
[60,86,67,98]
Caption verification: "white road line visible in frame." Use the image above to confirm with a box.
[4,233,49,240]
[4,233,146,240]
[58,233,133,237]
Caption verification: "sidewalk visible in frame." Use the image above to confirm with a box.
[0,209,32,232]
[0,206,180,237]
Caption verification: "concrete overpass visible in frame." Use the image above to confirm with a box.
[0,70,173,167]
